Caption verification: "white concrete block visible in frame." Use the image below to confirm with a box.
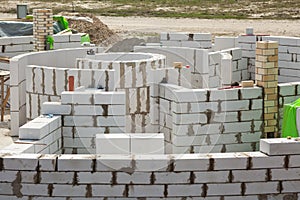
[207,183,241,196]
[195,49,209,74]
[128,185,164,197]
[221,100,249,112]
[245,182,278,195]
[96,133,130,154]
[174,154,210,171]
[52,185,86,197]
[282,180,300,193]
[31,115,61,133]
[96,154,133,171]
[220,53,232,85]
[167,185,201,197]
[92,185,125,197]
[173,88,207,102]
[117,172,150,184]
[154,172,190,184]
[19,121,50,140]
[39,154,58,171]
[42,102,71,115]
[194,171,229,183]
[130,133,164,154]
[134,154,169,171]
[168,32,190,41]
[61,91,94,105]
[212,153,248,170]
[232,169,266,182]
[58,154,95,171]
[210,88,239,101]
[260,138,300,155]
[97,116,125,127]
[173,113,207,124]
[2,153,40,170]
[94,91,125,104]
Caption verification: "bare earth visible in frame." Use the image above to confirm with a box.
[100,16,300,38]
[0,15,299,148]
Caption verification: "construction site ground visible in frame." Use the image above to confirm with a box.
[0,13,300,148]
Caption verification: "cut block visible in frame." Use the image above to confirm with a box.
[96,134,130,154]
[260,138,300,155]
[130,133,164,154]
[242,80,254,88]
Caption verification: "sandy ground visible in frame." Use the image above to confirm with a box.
[0,15,300,149]
[100,16,300,37]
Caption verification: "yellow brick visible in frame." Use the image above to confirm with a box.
[255,61,263,68]
[256,49,263,55]
[267,119,277,126]
[255,74,263,81]
[256,55,268,62]
[267,106,278,113]
[257,41,268,49]
[268,55,278,62]
[264,126,275,133]
[262,49,276,56]
[264,94,277,100]
[241,80,254,87]
[265,113,276,120]
[264,87,277,94]
[267,41,279,49]
[262,75,275,81]
[267,68,278,74]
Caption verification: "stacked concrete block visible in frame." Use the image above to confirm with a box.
[76,53,169,133]
[10,47,104,136]
[214,36,238,51]
[237,34,268,80]
[160,32,212,49]
[2,147,300,198]
[135,46,210,88]
[60,89,126,154]
[33,9,53,51]
[263,36,300,83]
[278,82,300,133]
[0,36,33,57]
[96,133,164,154]
[255,41,279,137]
[18,115,62,154]
[25,64,115,120]
[159,84,263,154]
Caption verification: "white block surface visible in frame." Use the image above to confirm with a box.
[130,133,164,154]
[260,138,300,155]
[96,134,130,154]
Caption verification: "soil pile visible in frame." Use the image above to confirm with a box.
[64,13,119,46]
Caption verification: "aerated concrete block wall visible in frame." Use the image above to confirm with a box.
[160,32,212,49]
[9,47,104,136]
[1,143,300,199]
[0,34,83,59]
[263,36,300,83]
[60,90,126,154]
[25,64,115,120]
[75,53,170,133]
[134,46,209,88]
[156,84,264,153]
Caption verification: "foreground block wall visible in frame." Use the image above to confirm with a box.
[0,149,300,199]
[156,84,264,153]
[9,47,104,136]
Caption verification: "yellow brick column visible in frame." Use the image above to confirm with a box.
[255,41,279,138]
[33,9,53,51]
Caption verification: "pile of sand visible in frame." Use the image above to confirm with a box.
[63,13,119,46]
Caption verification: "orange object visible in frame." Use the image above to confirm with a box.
[68,76,74,91]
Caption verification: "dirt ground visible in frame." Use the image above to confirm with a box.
[100,16,300,38]
[1,14,300,149]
